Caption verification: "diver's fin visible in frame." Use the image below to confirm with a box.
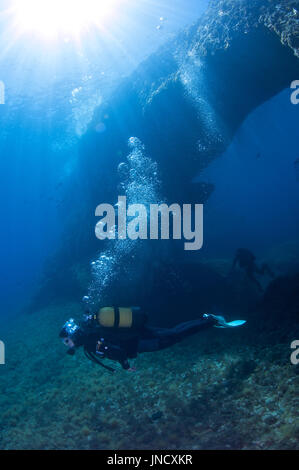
[211,314,247,328]
[215,320,247,328]
[226,320,247,327]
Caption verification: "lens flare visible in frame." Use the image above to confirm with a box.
[12,0,121,39]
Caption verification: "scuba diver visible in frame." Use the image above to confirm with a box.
[60,307,246,372]
[231,248,274,292]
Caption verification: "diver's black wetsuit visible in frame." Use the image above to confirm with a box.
[81,316,216,370]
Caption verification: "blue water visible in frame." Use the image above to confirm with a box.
[198,88,299,257]
[0,0,209,314]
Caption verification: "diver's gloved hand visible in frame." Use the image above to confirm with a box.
[204,314,246,328]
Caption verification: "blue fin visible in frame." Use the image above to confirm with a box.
[226,320,247,327]
[213,317,247,328]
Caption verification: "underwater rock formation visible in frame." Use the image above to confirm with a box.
[77,0,298,208]
[263,274,299,322]
[32,0,299,308]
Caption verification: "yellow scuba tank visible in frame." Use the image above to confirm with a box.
[95,307,147,329]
